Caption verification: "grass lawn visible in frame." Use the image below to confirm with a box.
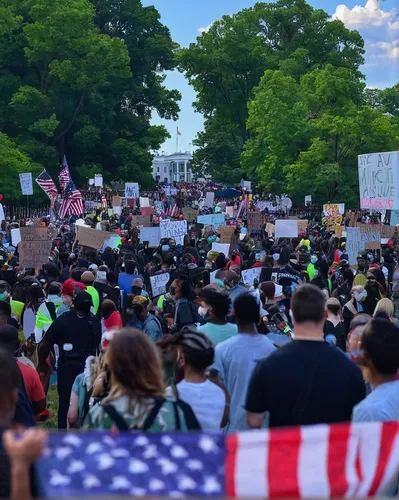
[41,384,59,429]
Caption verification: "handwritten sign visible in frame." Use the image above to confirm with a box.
[74,226,114,249]
[160,220,187,245]
[247,212,264,231]
[140,227,161,247]
[11,228,21,247]
[19,226,52,269]
[241,268,262,286]
[359,224,381,250]
[197,214,225,230]
[139,197,150,208]
[305,195,312,205]
[131,215,151,227]
[211,242,230,256]
[94,174,103,187]
[182,208,198,223]
[20,227,48,241]
[150,273,170,298]
[125,182,139,199]
[19,173,33,195]
[346,227,365,265]
[275,220,298,238]
[219,226,235,244]
[358,151,399,210]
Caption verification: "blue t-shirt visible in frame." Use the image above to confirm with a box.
[198,322,238,345]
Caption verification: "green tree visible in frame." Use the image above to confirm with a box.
[0,0,180,198]
[179,0,364,180]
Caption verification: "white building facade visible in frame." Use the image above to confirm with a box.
[151,152,193,184]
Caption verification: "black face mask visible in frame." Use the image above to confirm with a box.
[131,286,142,295]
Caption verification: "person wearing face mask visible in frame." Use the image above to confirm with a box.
[363,272,383,316]
[197,288,237,345]
[56,279,86,318]
[307,254,318,281]
[343,285,367,336]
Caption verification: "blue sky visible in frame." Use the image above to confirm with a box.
[143,0,399,154]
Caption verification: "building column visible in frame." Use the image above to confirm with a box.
[184,161,187,182]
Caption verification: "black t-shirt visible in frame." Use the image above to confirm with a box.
[245,340,365,428]
[260,265,300,291]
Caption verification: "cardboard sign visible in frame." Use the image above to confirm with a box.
[275,220,298,238]
[346,227,365,265]
[131,215,151,227]
[19,240,52,269]
[247,212,264,231]
[219,226,235,244]
[182,208,198,222]
[358,151,399,210]
[140,227,161,247]
[297,220,308,233]
[150,273,170,298]
[141,207,155,216]
[160,220,187,245]
[211,242,230,256]
[74,225,114,249]
[197,214,225,230]
[20,227,48,241]
[359,224,381,250]
[125,182,139,199]
[19,173,33,195]
[241,268,262,286]
[112,196,121,207]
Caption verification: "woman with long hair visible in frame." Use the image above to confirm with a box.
[84,329,199,431]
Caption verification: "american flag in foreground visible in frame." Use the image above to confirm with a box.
[59,155,71,192]
[35,170,59,208]
[36,422,399,498]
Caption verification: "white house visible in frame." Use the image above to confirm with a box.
[151,152,193,184]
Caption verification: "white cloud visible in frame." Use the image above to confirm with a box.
[373,39,399,58]
[332,0,398,30]
[198,25,212,34]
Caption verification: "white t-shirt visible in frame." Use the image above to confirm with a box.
[175,379,225,431]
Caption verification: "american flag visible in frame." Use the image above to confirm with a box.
[35,422,399,498]
[58,178,84,218]
[59,156,71,192]
[35,170,59,208]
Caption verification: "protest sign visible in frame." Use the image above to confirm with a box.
[323,204,344,229]
[346,227,365,265]
[390,210,399,227]
[112,196,121,207]
[247,212,264,231]
[11,228,21,247]
[74,225,113,249]
[19,226,52,269]
[160,220,187,245]
[20,226,48,241]
[140,227,161,247]
[131,215,151,227]
[197,214,225,230]
[141,207,155,216]
[125,182,139,199]
[219,226,235,244]
[226,206,235,217]
[150,273,170,298]
[19,173,33,195]
[212,242,230,256]
[266,223,275,235]
[241,268,262,286]
[94,174,103,187]
[89,178,94,186]
[334,225,343,238]
[101,234,121,251]
[305,195,312,205]
[140,197,150,208]
[240,180,251,191]
[113,206,121,215]
[358,151,399,210]
[358,224,381,250]
[275,220,298,238]
[381,224,395,239]
[205,192,215,208]
[297,220,308,233]
[182,207,198,222]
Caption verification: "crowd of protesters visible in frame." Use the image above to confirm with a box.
[0,187,398,499]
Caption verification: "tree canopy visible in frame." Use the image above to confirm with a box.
[179,0,399,205]
[0,0,180,202]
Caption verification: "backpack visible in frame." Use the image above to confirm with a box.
[102,397,201,432]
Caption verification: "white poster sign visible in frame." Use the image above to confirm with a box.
[390,210,399,227]
[241,268,262,286]
[140,197,150,208]
[11,228,21,247]
[140,227,161,247]
[197,214,225,230]
[305,195,312,205]
[346,227,365,265]
[358,151,399,210]
[160,220,187,245]
[19,173,33,195]
[275,220,298,238]
[150,273,170,298]
[125,182,139,199]
[211,242,230,256]
[94,174,103,187]
[89,178,95,186]
[205,192,215,208]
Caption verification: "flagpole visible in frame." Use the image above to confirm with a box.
[176,127,179,153]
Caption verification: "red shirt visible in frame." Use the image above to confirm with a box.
[18,361,45,403]
[104,310,123,330]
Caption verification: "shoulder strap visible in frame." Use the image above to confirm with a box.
[141,397,165,431]
[102,404,129,431]
[175,399,202,431]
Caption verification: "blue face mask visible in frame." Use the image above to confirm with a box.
[0,292,8,301]
[311,256,318,264]
[162,245,170,252]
